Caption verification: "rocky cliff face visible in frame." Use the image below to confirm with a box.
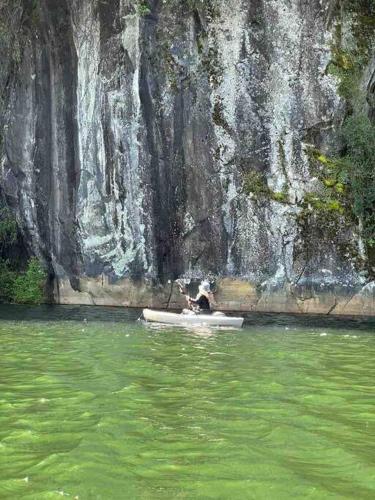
[0,0,374,314]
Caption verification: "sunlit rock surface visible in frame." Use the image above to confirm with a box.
[0,0,374,314]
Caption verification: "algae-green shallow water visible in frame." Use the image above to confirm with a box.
[0,306,374,499]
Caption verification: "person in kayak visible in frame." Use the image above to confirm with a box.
[187,281,212,312]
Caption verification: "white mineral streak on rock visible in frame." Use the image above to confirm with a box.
[266,0,339,195]
[72,0,149,277]
[118,0,150,275]
[267,2,303,188]
[210,0,247,274]
[72,0,106,250]
[183,212,195,234]
[261,0,306,284]
[207,1,276,280]
[262,1,340,284]
[206,0,343,283]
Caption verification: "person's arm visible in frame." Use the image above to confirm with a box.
[190,290,203,303]
[190,295,209,309]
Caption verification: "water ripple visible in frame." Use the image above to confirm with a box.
[0,310,374,499]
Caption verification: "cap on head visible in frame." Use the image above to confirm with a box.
[199,280,211,293]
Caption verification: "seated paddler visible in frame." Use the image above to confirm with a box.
[187,281,212,313]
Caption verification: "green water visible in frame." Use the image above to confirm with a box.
[0,306,374,499]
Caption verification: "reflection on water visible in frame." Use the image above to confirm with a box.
[0,305,374,499]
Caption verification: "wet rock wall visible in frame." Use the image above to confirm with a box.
[0,0,374,314]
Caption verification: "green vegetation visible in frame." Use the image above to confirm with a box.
[327,2,374,105]
[0,208,46,304]
[212,98,231,133]
[137,1,151,16]
[303,0,375,272]
[0,259,17,302]
[243,167,344,213]
[301,192,345,216]
[328,45,362,104]
[237,2,374,278]
[0,208,17,249]
[341,114,375,251]
[300,120,374,272]
[308,149,348,188]
[201,43,222,88]
[243,171,269,197]
[243,171,289,204]
[272,191,289,203]
[29,0,40,25]
[0,256,46,305]
[12,257,46,304]
[295,127,374,275]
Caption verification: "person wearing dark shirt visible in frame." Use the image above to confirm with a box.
[189,293,210,311]
[187,281,212,312]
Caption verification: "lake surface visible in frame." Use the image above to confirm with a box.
[0,305,374,499]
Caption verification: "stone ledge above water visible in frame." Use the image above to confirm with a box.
[55,277,375,317]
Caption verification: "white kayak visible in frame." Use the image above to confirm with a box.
[143,309,244,328]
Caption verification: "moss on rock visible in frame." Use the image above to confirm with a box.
[243,171,290,204]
